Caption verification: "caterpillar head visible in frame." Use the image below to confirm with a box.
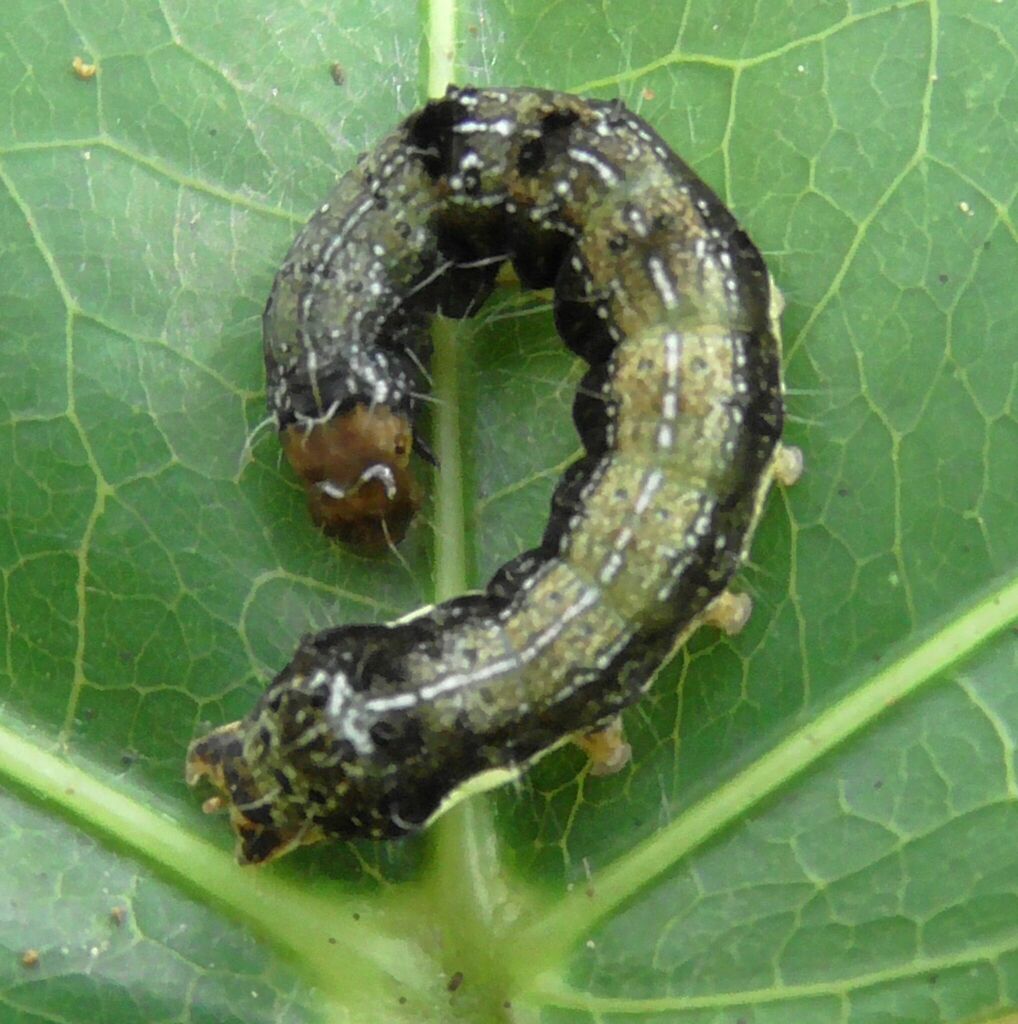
[280,403,421,549]
[185,720,327,865]
[185,626,440,863]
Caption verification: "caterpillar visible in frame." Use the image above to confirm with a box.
[186,85,801,865]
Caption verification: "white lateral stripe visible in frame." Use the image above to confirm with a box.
[365,586,603,711]
[635,469,664,515]
[567,147,620,185]
[647,256,678,309]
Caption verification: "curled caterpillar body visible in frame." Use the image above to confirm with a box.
[187,86,799,864]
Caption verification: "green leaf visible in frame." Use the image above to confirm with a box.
[2,1,1016,1022]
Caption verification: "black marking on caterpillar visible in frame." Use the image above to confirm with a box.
[186,86,802,865]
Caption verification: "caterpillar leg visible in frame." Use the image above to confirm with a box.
[768,277,786,321]
[575,716,632,776]
[702,446,801,639]
[774,444,804,487]
[704,590,753,636]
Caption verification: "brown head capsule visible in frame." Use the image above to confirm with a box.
[281,404,421,549]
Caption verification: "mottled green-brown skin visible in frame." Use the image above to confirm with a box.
[186,86,785,864]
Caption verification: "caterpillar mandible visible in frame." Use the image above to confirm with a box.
[186,86,802,865]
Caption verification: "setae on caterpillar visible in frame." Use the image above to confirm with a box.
[186,85,802,865]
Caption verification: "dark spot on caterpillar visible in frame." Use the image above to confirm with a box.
[410,220,503,319]
[515,140,544,177]
[516,108,580,177]
[369,719,400,746]
[273,769,294,796]
[508,220,572,290]
[404,97,470,179]
[187,85,801,864]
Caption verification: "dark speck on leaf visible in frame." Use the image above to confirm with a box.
[330,63,346,86]
[447,971,464,992]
